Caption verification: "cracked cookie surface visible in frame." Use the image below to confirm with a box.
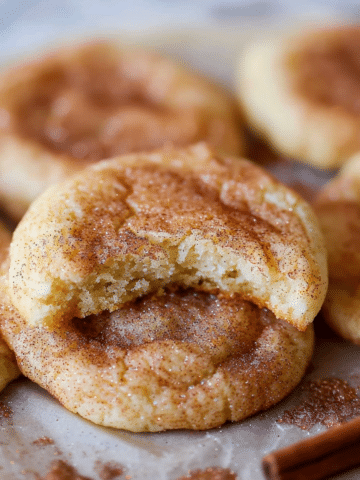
[8,143,327,331]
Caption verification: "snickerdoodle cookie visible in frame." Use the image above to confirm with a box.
[237,24,360,168]
[0,40,243,221]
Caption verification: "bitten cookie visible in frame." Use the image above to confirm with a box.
[237,23,360,168]
[8,143,327,331]
[314,152,360,344]
[0,40,244,221]
[1,143,327,431]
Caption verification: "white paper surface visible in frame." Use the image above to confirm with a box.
[1,13,360,480]
[2,335,360,479]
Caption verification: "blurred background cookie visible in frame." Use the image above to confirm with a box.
[237,23,360,169]
[0,39,244,222]
[314,152,360,344]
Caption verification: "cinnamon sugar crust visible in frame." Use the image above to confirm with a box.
[0,39,243,221]
[314,152,360,343]
[8,144,327,331]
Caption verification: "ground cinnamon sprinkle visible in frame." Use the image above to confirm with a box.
[38,460,93,480]
[278,377,360,430]
[33,437,55,446]
[176,467,237,480]
[94,460,124,480]
[0,400,13,419]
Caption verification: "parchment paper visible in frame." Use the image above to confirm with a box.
[1,20,360,480]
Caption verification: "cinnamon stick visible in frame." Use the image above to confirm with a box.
[262,415,360,480]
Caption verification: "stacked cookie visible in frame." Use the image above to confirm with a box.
[0,143,327,431]
[0,37,330,431]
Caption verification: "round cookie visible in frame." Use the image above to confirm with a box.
[8,143,327,331]
[0,286,315,432]
[0,39,244,221]
[0,221,21,392]
[314,152,360,344]
[237,23,360,169]
[2,144,326,430]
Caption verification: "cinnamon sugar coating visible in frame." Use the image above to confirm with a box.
[0,40,243,221]
[237,24,360,168]
[8,144,327,331]
[314,152,360,344]
[278,377,360,430]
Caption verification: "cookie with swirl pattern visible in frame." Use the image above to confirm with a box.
[0,40,244,221]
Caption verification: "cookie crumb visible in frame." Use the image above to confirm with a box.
[0,401,13,419]
[33,437,55,446]
[94,460,124,480]
[176,467,237,480]
[39,460,92,480]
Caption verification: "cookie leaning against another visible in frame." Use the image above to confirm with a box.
[314,153,360,344]
[0,39,244,222]
[1,143,327,431]
[0,221,21,392]
[237,23,360,169]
